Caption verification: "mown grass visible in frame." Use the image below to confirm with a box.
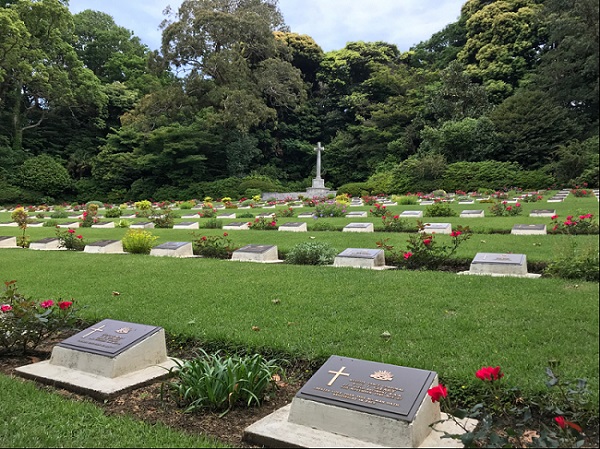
[0,375,227,448]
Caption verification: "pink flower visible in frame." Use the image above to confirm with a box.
[423,238,432,246]
[393,215,399,219]
[403,252,413,260]
[515,203,521,207]
[1,304,12,312]
[506,206,513,211]
[201,236,207,241]
[427,384,448,403]
[58,301,73,310]
[450,231,462,237]
[76,235,83,239]
[551,215,558,220]
[68,229,75,234]
[40,300,54,309]
[476,366,504,382]
[567,215,573,221]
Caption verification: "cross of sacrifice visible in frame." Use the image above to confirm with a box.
[314,142,324,180]
[327,366,350,386]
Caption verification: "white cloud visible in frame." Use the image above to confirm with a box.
[68,0,465,53]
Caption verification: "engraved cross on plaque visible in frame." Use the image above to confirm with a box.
[81,325,105,339]
[327,366,350,386]
[314,142,324,180]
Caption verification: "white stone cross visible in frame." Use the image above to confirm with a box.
[314,142,324,180]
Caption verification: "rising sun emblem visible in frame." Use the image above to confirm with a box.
[370,370,394,381]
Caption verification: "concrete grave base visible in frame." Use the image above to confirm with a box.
[458,271,542,279]
[278,222,308,232]
[173,222,200,229]
[231,245,282,263]
[29,238,64,251]
[150,242,194,258]
[15,329,179,399]
[84,240,125,254]
[0,236,18,248]
[243,405,476,448]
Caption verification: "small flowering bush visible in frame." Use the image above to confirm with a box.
[369,203,389,217]
[0,280,78,354]
[198,208,217,218]
[80,205,99,228]
[570,188,592,197]
[377,222,471,270]
[276,207,295,218]
[121,229,158,254]
[249,216,278,230]
[381,214,412,232]
[489,201,523,217]
[429,364,589,448]
[11,207,30,248]
[314,202,346,218]
[285,241,338,265]
[192,232,237,259]
[335,193,351,205]
[151,208,176,228]
[549,213,598,235]
[544,239,599,282]
[519,194,544,203]
[56,228,85,251]
[104,207,122,218]
[361,195,378,206]
[134,200,153,218]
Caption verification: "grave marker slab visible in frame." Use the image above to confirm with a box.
[57,222,80,229]
[460,210,485,218]
[458,200,475,205]
[29,237,63,251]
[244,355,475,448]
[0,222,18,227]
[419,201,434,205]
[459,252,540,278]
[182,213,201,219]
[298,213,315,218]
[511,224,547,235]
[84,240,124,254]
[529,209,556,218]
[150,241,193,258]
[217,213,237,219]
[342,222,374,233]
[231,244,281,263]
[27,221,44,227]
[0,236,17,248]
[222,222,250,230]
[15,319,178,399]
[173,221,199,229]
[278,222,307,232]
[333,248,387,270]
[129,222,155,229]
[399,211,423,218]
[421,223,452,234]
[345,211,368,218]
[92,221,115,228]
[256,213,276,218]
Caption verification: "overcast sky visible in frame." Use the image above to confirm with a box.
[68,0,465,53]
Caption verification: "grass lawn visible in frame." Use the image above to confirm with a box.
[0,193,598,446]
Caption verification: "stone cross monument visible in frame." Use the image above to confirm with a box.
[311,142,325,189]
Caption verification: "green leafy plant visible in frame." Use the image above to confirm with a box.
[314,202,346,218]
[544,239,599,282]
[285,241,338,265]
[0,280,78,354]
[200,217,222,229]
[570,188,592,197]
[11,207,30,248]
[151,209,176,228]
[488,201,523,217]
[381,214,412,232]
[104,207,122,218]
[368,202,389,217]
[116,219,131,228]
[179,201,195,209]
[121,229,158,254]
[192,232,237,259]
[549,213,598,235]
[276,207,295,218]
[56,228,85,251]
[249,216,278,230]
[163,349,284,416]
[424,202,458,217]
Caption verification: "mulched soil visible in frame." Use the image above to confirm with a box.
[1,331,597,448]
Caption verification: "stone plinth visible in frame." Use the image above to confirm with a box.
[333,248,389,270]
[223,222,250,231]
[421,223,452,235]
[346,212,368,218]
[278,222,307,232]
[173,222,199,229]
[57,222,80,229]
[150,241,193,258]
[0,236,18,248]
[529,210,556,218]
[130,222,155,229]
[92,221,116,228]
[231,244,281,263]
[84,240,124,254]
[460,210,485,218]
[459,252,541,278]
[29,237,63,251]
[342,223,374,233]
[511,224,547,235]
[400,211,423,218]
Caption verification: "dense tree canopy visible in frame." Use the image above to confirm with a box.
[0,0,597,203]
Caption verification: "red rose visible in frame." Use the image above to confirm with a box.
[423,239,432,246]
[476,366,504,382]
[201,236,207,241]
[450,231,462,237]
[427,384,448,403]
[393,215,399,219]
[58,301,73,310]
[40,300,54,309]
[403,252,413,260]
[1,304,12,312]
[554,416,566,429]
[551,215,558,220]
[68,229,75,234]
[76,235,83,239]
[223,232,228,237]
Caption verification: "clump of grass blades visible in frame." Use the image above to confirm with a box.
[164,349,284,416]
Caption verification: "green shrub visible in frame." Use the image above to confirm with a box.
[105,207,122,218]
[50,210,68,219]
[276,207,295,218]
[308,221,337,231]
[200,217,222,229]
[382,215,413,232]
[0,280,79,354]
[43,219,59,227]
[151,209,176,228]
[424,202,457,217]
[165,349,283,415]
[314,202,346,218]
[121,229,158,254]
[545,241,599,282]
[244,188,262,199]
[285,242,338,265]
[117,219,131,228]
[192,232,237,259]
[249,216,277,230]
[56,229,85,251]
[179,201,195,209]
[488,201,523,217]
[337,182,371,197]
[394,195,418,205]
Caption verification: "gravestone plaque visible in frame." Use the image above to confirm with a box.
[150,241,193,258]
[217,213,237,219]
[58,319,162,357]
[27,221,44,227]
[15,319,178,399]
[120,214,137,219]
[182,213,201,219]
[458,200,475,204]
[130,221,155,229]
[419,201,434,205]
[29,237,62,251]
[421,223,452,234]
[84,239,124,254]
[293,355,436,422]
[173,221,199,229]
[470,252,528,276]
[223,221,250,230]
[92,221,115,228]
[400,211,423,218]
[334,248,386,269]
[511,224,547,235]
[529,209,556,217]
[460,210,484,218]
[0,236,17,247]
[547,197,564,202]
[0,222,18,227]
[345,211,368,218]
[278,222,307,232]
[342,222,374,233]
[57,222,80,229]
[232,244,280,263]
[256,213,276,218]
[298,212,315,218]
